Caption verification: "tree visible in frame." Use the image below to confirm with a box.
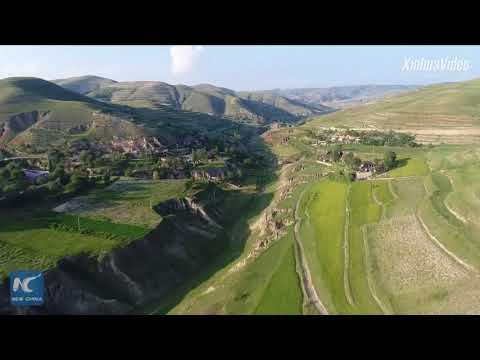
[196,148,208,163]
[374,158,386,174]
[49,164,66,182]
[66,171,89,193]
[47,149,64,171]
[79,150,93,168]
[384,151,397,171]
[47,178,63,192]
[343,152,356,169]
[329,145,343,163]
[192,151,200,165]
[103,171,111,186]
[345,171,356,182]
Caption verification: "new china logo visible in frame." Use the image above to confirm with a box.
[9,271,44,306]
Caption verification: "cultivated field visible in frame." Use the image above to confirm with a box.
[163,126,480,314]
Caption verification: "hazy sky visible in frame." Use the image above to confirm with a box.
[0,45,479,91]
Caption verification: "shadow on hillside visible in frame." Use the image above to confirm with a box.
[134,132,279,315]
[394,157,410,170]
[136,189,274,315]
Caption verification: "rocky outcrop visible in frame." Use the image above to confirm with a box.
[0,194,228,315]
[0,110,50,144]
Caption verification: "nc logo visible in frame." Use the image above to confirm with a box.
[12,273,42,293]
[10,271,44,306]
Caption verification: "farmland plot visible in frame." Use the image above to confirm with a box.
[299,180,350,314]
[300,180,389,314]
[366,215,470,313]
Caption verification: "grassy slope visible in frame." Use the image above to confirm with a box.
[304,79,480,144]
[156,168,304,315]
[65,178,189,228]
[253,239,303,315]
[152,183,292,315]
[0,178,189,281]
[0,211,122,279]
[84,81,312,125]
[300,180,350,314]
[0,77,146,150]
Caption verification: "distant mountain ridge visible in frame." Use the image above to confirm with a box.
[244,84,420,109]
[54,76,332,125]
[53,75,117,95]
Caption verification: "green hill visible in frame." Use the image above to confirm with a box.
[305,79,480,144]
[53,75,117,94]
[55,77,330,125]
[0,77,237,153]
[0,77,147,151]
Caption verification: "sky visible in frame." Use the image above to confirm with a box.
[0,45,479,91]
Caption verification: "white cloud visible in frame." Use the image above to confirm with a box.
[170,45,204,76]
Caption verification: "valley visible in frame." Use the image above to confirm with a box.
[1,73,480,315]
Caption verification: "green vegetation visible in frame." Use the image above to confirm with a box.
[300,180,349,313]
[65,178,189,228]
[298,180,387,314]
[388,154,429,177]
[383,151,397,171]
[0,210,132,280]
[3,74,480,316]
[347,182,383,314]
[254,241,303,315]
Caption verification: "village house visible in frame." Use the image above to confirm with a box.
[355,161,375,180]
[191,168,226,182]
[110,136,166,156]
[330,134,360,144]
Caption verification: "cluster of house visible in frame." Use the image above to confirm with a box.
[191,168,226,182]
[312,133,361,146]
[110,136,166,156]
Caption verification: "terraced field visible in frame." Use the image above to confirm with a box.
[275,143,480,314]
[296,168,479,313]
[161,138,480,315]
